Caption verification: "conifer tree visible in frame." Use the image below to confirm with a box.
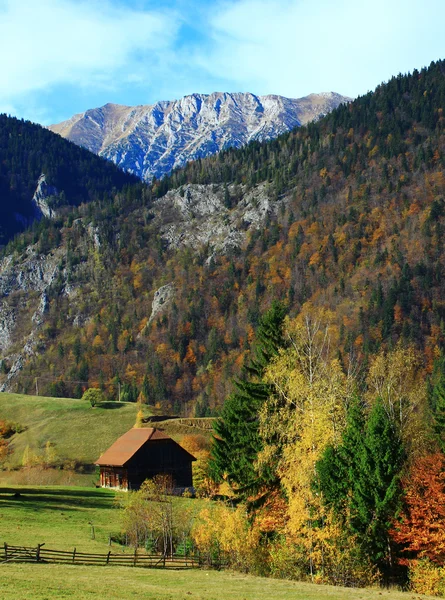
[429,355,445,452]
[315,396,365,515]
[316,397,405,570]
[209,301,287,497]
[350,399,404,567]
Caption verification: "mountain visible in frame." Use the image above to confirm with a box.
[0,114,141,245]
[49,91,350,181]
[1,60,445,416]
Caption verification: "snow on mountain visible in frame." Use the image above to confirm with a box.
[49,91,350,181]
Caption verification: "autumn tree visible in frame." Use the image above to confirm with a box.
[0,439,8,465]
[391,452,445,565]
[366,343,429,458]
[120,475,194,555]
[258,309,355,576]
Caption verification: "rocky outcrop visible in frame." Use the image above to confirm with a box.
[0,304,15,353]
[32,174,58,219]
[149,283,175,324]
[49,91,350,181]
[0,246,63,389]
[0,247,60,297]
[151,183,280,260]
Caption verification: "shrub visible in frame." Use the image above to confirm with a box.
[81,388,105,407]
[409,559,445,596]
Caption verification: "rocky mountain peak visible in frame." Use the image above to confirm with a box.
[49,91,350,181]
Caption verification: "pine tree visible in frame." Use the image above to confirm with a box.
[350,399,405,569]
[430,355,445,452]
[209,301,286,497]
[315,396,365,515]
[316,397,405,570]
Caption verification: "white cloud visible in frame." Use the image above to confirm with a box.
[0,0,178,103]
[2,0,445,123]
[202,0,445,98]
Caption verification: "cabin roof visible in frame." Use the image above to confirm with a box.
[95,427,195,467]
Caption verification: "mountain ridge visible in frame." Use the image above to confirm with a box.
[49,91,350,181]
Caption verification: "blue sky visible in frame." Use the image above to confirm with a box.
[1,0,445,125]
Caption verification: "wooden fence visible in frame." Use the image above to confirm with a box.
[1,543,200,569]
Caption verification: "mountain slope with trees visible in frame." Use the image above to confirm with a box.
[0,114,141,245]
[0,60,444,420]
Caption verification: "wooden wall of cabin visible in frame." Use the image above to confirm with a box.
[99,467,129,490]
[127,440,194,490]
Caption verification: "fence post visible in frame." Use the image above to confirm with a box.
[72,548,76,564]
[106,550,111,565]
[4,543,7,561]
[36,544,41,562]
[133,547,137,567]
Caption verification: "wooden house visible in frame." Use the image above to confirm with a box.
[95,428,196,492]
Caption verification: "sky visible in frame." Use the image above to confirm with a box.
[1,0,445,125]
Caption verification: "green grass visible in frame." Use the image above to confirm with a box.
[0,392,140,469]
[0,393,213,476]
[0,564,432,600]
[0,486,122,551]
[0,485,207,552]
[0,485,431,600]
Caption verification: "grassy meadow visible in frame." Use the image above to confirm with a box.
[0,485,432,599]
[0,563,432,600]
[0,486,122,551]
[0,392,212,481]
[0,485,206,552]
[0,394,433,599]
[0,392,139,470]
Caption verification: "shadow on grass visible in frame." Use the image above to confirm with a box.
[96,402,127,410]
[0,487,117,511]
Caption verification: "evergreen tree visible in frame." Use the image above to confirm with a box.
[350,399,404,568]
[315,396,365,515]
[209,301,287,497]
[316,397,405,570]
[429,355,445,453]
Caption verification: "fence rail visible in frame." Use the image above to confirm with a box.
[1,543,200,569]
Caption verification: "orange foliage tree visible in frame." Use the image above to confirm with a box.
[391,453,445,565]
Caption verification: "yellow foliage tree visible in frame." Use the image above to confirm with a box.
[192,503,262,571]
[365,342,429,458]
[258,310,355,575]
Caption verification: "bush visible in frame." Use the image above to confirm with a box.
[409,559,445,596]
[81,388,105,407]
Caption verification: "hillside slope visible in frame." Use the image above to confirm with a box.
[1,60,444,415]
[49,91,350,181]
[0,393,212,469]
[0,393,139,467]
[0,114,141,245]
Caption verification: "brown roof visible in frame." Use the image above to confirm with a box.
[95,428,172,467]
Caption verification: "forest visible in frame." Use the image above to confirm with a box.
[1,60,443,418]
[0,114,140,245]
[120,303,445,595]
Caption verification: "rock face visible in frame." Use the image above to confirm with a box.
[149,283,175,324]
[0,245,67,390]
[151,183,278,260]
[32,174,58,219]
[49,91,350,181]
